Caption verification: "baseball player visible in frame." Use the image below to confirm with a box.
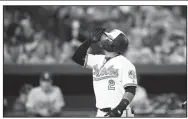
[72,27,137,117]
[26,72,65,117]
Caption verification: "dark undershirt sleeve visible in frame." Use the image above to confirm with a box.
[72,40,91,66]
[114,86,137,111]
[124,86,136,95]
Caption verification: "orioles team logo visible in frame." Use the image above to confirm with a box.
[128,70,136,79]
[93,65,119,81]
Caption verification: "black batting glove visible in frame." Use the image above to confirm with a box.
[105,107,123,117]
[88,26,106,43]
[105,99,129,117]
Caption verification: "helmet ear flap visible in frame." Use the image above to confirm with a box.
[112,33,129,54]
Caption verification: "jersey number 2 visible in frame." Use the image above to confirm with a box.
[108,80,115,90]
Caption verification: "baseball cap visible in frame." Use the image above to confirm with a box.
[40,72,52,81]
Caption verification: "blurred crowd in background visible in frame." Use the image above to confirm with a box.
[4,6,186,64]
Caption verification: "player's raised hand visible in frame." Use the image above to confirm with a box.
[88,26,106,43]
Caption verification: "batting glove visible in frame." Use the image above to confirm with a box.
[105,108,123,117]
[105,99,129,117]
[88,26,106,43]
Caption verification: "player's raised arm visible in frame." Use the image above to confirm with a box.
[72,27,106,66]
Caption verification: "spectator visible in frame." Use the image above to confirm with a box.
[4,40,23,64]
[26,72,65,117]
[13,84,33,112]
[4,44,12,64]
[131,85,151,114]
[3,6,187,65]
[28,40,56,64]
[4,98,8,116]
[59,42,74,64]
[20,13,34,40]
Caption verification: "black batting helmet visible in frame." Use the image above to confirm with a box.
[100,29,129,54]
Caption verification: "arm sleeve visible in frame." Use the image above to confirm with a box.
[121,65,137,88]
[123,86,136,102]
[125,86,136,95]
[72,40,91,66]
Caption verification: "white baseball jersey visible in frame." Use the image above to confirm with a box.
[26,86,65,116]
[84,54,137,109]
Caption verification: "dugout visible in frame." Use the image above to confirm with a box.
[4,64,187,110]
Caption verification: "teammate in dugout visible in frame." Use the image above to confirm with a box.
[26,72,65,117]
[72,27,137,117]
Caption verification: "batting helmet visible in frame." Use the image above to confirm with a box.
[100,29,129,54]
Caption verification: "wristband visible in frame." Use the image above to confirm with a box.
[118,99,130,110]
